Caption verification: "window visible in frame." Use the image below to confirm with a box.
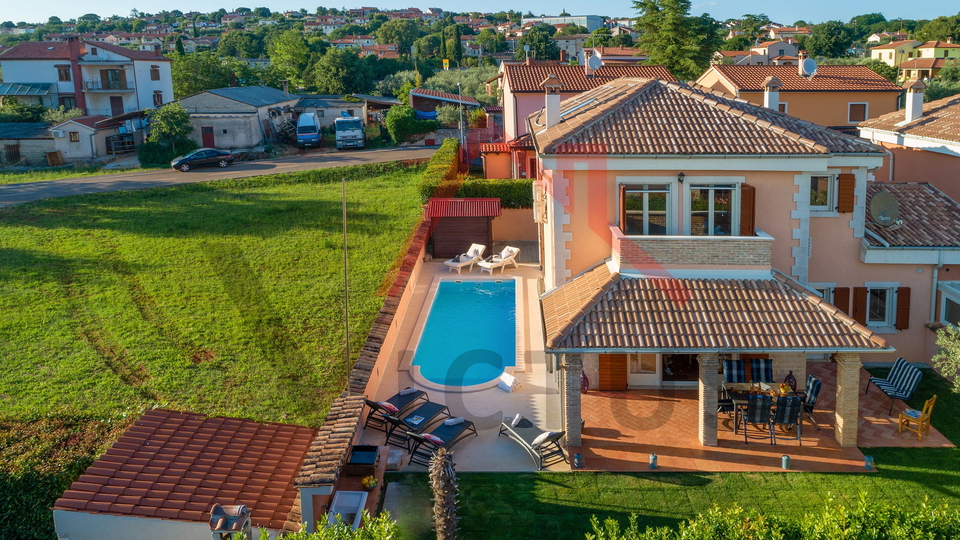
[150,65,160,80]
[778,49,785,55]
[778,103,788,113]
[866,287,895,327]
[940,282,960,327]
[689,184,734,236]
[889,52,893,60]
[811,285,835,303]
[628,353,657,374]
[3,144,21,164]
[316,110,324,117]
[69,132,80,142]
[848,103,868,123]
[89,47,97,56]
[153,91,163,107]
[809,175,833,210]
[621,184,670,235]
[57,67,71,81]
[59,96,76,109]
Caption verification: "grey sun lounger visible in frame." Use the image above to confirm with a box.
[363,388,429,432]
[498,417,567,470]
[407,420,478,467]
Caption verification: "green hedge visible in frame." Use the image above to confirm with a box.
[417,139,534,208]
[588,500,960,540]
[137,137,198,167]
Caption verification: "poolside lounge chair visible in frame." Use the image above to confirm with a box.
[363,388,429,432]
[477,246,520,275]
[866,357,923,414]
[407,420,479,467]
[498,416,567,470]
[443,244,486,274]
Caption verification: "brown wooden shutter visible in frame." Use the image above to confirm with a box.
[739,183,756,237]
[896,287,911,330]
[837,173,856,213]
[833,287,851,315]
[619,184,627,232]
[598,354,627,391]
[852,287,868,324]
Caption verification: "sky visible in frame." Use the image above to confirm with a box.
[4,0,958,26]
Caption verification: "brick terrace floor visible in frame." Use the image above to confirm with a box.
[568,363,951,473]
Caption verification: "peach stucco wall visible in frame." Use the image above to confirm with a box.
[493,208,539,242]
[483,152,512,179]
[873,142,960,202]
[506,91,588,140]
[738,91,900,128]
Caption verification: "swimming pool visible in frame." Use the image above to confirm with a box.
[412,280,517,387]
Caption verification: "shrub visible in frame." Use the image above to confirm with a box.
[417,138,460,202]
[457,177,533,208]
[435,104,461,127]
[385,105,438,144]
[417,140,533,207]
[137,137,199,166]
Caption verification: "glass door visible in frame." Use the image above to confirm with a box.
[689,185,735,236]
[627,353,661,387]
[661,354,700,387]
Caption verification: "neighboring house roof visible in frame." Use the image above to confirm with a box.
[541,263,889,351]
[0,40,170,61]
[0,122,52,139]
[864,183,960,248]
[426,198,502,218]
[480,142,510,153]
[756,40,783,47]
[205,86,297,107]
[529,78,883,156]
[295,395,365,488]
[859,94,960,144]
[53,409,317,530]
[917,40,960,49]
[297,95,361,108]
[870,40,920,50]
[409,87,481,106]
[707,65,903,92]
[352,94,402,106]
[52,115,121,130]
[504,64,676,93]
[590,46,644,57]
[0,82,52,96]
[899,58,950,70]
[716,50,751,57]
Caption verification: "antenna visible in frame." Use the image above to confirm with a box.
[869,190,901,228]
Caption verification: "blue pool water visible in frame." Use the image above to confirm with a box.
[412,280,516,386]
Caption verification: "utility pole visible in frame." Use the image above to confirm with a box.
[341,177,350,369]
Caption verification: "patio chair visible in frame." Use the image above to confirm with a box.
[722,359,746,383]
[383,414,413,452]
[750,359,774,383]
[363,399,391,433]
[364,388,429,432]
[798,376,822,430]
[740,394,773,444]
[899,394,937,442]
[498,416,567,470]
[795,373,817,401]
[770,396,803,445]
[865,357,923,414]
[443,243,486,274]
[477,246,520,275]
[407,419,479,466]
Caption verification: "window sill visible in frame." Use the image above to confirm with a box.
[866,325,898,334]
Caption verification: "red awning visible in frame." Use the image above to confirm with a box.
[426,198,501,218]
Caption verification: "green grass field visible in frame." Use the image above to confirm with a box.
[0,166,160,185]
[387,368,960,540]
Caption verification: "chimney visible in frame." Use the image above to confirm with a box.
[283,80,289,97]
[797,50,806,77]
[584,51,594,78]
[66,37,88,113]
[899,78,926,125]
[559,49,566,63]
[763,76,782,111]
[541,74,564,128]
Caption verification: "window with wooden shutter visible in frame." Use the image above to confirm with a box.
[852,287,868,324]
[739,183,756,236]
[837,173,855,213]
[598,354,628,391]
[896,287,911,330]
[833,287,851,315]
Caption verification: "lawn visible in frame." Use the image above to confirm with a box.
[387,367,960,540]
[0,165,159,185]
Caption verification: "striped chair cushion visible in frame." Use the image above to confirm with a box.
[723,359,746,383]
[803,378,822,406]
[751,359,774,383]
[871,358,922,399]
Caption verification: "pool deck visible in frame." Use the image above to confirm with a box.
[359,260,569,472]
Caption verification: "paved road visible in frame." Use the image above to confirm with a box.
[0,147,437,207]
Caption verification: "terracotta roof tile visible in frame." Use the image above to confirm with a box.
[295,395,365,488]
[529,78,882,156]
[504,63,675,93]
[426,198,501,218]
[859,94,960,144]
[898,58,950,69]
[707,65,903,92]
[542,269,890,351]
[409,87,480,105]
[864,183,960,248]
[53,409,316,531]
[869,40,920,50]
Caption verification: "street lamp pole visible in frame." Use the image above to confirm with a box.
[341,176,350,369]
[457,82,465,160]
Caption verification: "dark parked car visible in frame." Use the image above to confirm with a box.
[171,148,235,171]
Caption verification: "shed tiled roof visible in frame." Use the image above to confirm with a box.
[426,197,501,218]
[899,58,950,69]
[858,94,960,144]
[295,395,365,487]
[480,143,510,153]
[206,86,297,107]
[917,40,960,49]
[409,87,480,106]
[541,267,889,351]
[503,63,676,93]
[529,78,883,156]
[707,65,903,92]
[53,409,317,530]
[0,122,53,139]
[864,183,960,248]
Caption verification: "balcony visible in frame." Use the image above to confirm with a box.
[82,80,135,92]
[610,224,773,272]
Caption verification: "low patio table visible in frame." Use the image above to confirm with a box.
[402,401,451,433]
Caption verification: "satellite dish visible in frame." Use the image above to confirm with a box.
[800,57,818,77]
[587,55,602,71]
[869,190,900,227]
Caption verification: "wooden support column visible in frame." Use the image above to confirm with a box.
[834,352,862,447]
[697,354,720,446]
[561,353,583,446]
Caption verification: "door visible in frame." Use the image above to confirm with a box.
[598,354,627,391]
[627,353,661,388]
[661,354,700,387]
[110,96,124,117]
[201,127,215,148]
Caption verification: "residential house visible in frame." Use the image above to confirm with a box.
[578,46,647,65]
[0,38,174,117]
[551,34,591,61]
[711,50,758,65]
[176,86,300,149]
[751,40,799,64]
[520,15,605,32]
[361,44,400,59]
[768,26,810,40]
[220,13,247,25]
[609,25,638,39]
[899,41,960,80]
[867,32,909,43]
[524,76,951,452]
[0,123,54,166]
[49,115,132,162]
[695,64,903,131]
[869,40,922,67]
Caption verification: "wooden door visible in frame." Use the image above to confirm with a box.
[201,127,215,148]
[598,354,628,391]
[110,96,124,116]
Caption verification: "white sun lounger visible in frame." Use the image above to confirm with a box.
[443,243,486,273]
[477,246,520,275]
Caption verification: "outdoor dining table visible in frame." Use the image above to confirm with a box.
[721,382,798,433]
[401,401,451,433]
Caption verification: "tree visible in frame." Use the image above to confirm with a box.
[634,0,723,81]
[925,79,960,102]
[940,59,960,82]
[0,99,45,123]
[268,29,309,85]
[385,105,437,142]
[146,103,193,153]
[515,26,560,61]
[430,448,457,540]
[584,27,612,47]
[415,34,441,58]
[171,52,234,98]
[806,20,853,57]
[475,28,507,53]
[932,325,960,393]
[435,104,460,126]
[274,511,398,539]
[722,35,752,51]
[175,36,185,55]
[312,47,374,94]
[451,24,463,63]
[557,24,588,35]
[863,59,897,82]
[377,18,421,54]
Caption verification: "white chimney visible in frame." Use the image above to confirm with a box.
[899,78,926,125]
[540,74,564,128]
[797,50,806,77]
[583,51,595,78]
[763,75,782,111]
